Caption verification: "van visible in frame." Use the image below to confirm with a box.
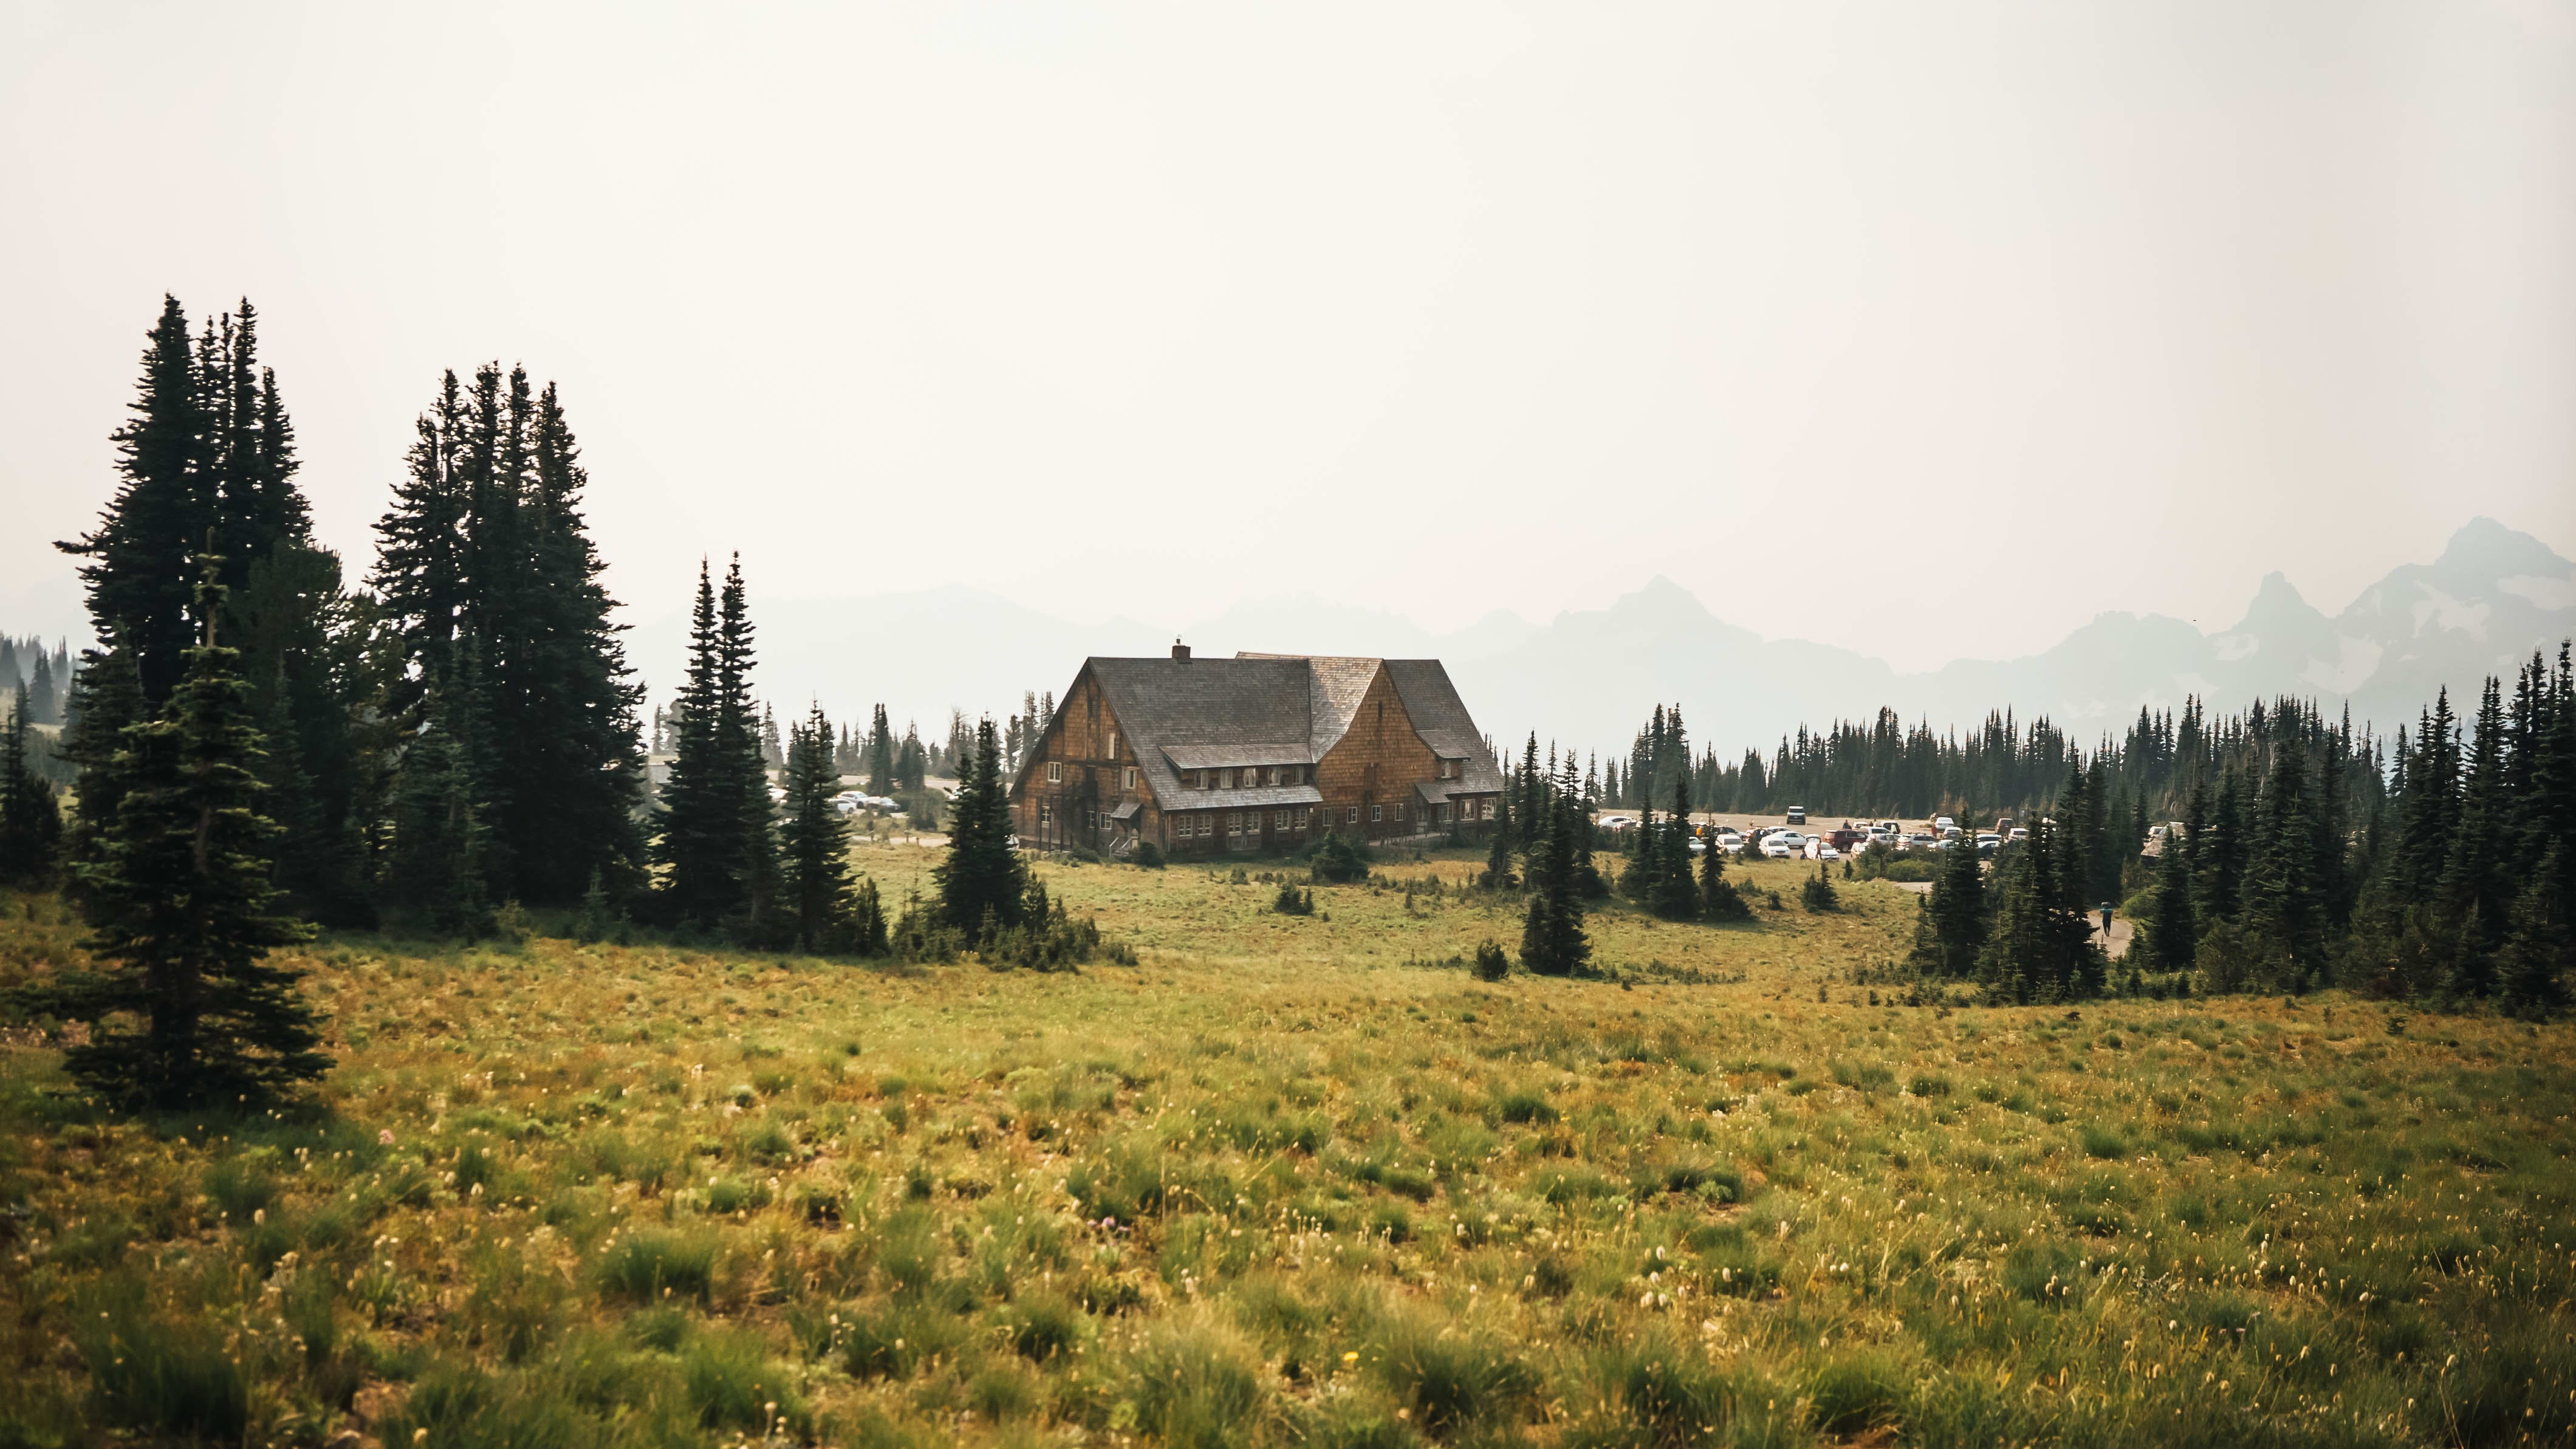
[1785,805,1806,825]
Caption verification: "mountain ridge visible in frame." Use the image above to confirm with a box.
[623,518,2569,758]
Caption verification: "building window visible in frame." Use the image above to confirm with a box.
[1219,768,1235,789]
[1122,766,1137,790]
[1274,809,1289,830]
[1295,807,1309,829]
[1480,799,1493,819]
[1371,804,1383,823]
[1347,806,1359,824]
[1108,731,1117,758]
[1046,761,1062,783]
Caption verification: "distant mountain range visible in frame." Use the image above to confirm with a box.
[632,517,2575,759]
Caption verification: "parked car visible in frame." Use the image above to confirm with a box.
[1760,832,1807,859]
[1716,831,1745,854]
[1934,815,1956,832]
[1817,843,1842,861]
[1786,805,1807,824]
[1600,814,1636,829]
[2008,827,2029,841]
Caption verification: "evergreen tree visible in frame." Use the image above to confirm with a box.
[1481,809,1516,889]
[380,692,490,936]
[2499,844,2568,1017]
[1518,734,1543,849]
[779,704,855,951]
[653,559,770,926]
[60,297,209,711]
[2242,731,2324,990]
[27,651,55,725]
[1518,778,1590,976]
[936,715,1027,939]
[0,683,63,883]
[2436,677,2515,967]
[371,369,470,704]
[1800,861,1839,913]
[868,703,895,793]
[2201,767,2247,924]
[1648,775,1701,919]
[1911,824,1985,976]
[2143,828,2197,971]
[17,566,327,1111]
[1699,829,1749,920]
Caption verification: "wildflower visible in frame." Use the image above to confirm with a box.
[379,1129,397,1146]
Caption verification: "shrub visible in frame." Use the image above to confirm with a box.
[1307,831,1372,884]
[1471,939,1510,981]
[1133,841,1166,868]
[1495,1088,1557,1125]
[1273,880,1315,916]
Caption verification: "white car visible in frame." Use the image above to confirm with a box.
[1716,831,1744,854]
[1759,832,1807,859]
[1817,843,1841,861]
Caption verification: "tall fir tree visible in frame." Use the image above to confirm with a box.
[936,715,1026,939]
[0,683,63,883]
[1518,773,1591,976]
[1648,774,1701,919]
[2143,827,2197,971]
[17,564,327,1110]
[1911,821,1986,976]
[380,690,490,936]
[653,558,770,927]
[779,703,855,951]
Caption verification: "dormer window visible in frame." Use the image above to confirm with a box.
[1047,761,1063,783]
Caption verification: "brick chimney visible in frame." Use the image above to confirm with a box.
[1171,639,1191,660]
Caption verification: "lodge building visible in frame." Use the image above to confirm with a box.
[1007,645,1504,857]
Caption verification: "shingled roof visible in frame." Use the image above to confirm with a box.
[1019,654,1501,807]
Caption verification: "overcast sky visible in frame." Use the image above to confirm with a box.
[5,1,2572,671]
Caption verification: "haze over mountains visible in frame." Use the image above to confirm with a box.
[632,517,2574,760]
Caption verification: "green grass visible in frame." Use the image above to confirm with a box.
[2,849,2574,1446]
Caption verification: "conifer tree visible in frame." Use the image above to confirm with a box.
[2242,731,2323,990]
[2143,827,2197,971]
[18,565,327,1110]
[1911,823,1985,975]
[2436,677,2515,964]
[936,715,1026,939]
[1518,735,1543,849]
[380,692,489,936]
[0,683,63,883]
[27,651,55,726]
[60,298,208,711]
[2499,844,2567,1017]
[780,704,855,951]
[1481,807,1516,889]
[1649,775,1700,919]
[868,704,895,793]
[1517,779,1589,976]
[1699,829,1749,920]
[653,559,770,927]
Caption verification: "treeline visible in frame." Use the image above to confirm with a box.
[5,296,1119,1111]
[1602,696,2400,829]
[1896,658,2576,1010]
[0,637,70,726]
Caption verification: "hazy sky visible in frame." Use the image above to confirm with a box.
[5,1,2572,671]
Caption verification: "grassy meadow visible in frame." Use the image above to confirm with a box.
[4,844,2574,1447]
